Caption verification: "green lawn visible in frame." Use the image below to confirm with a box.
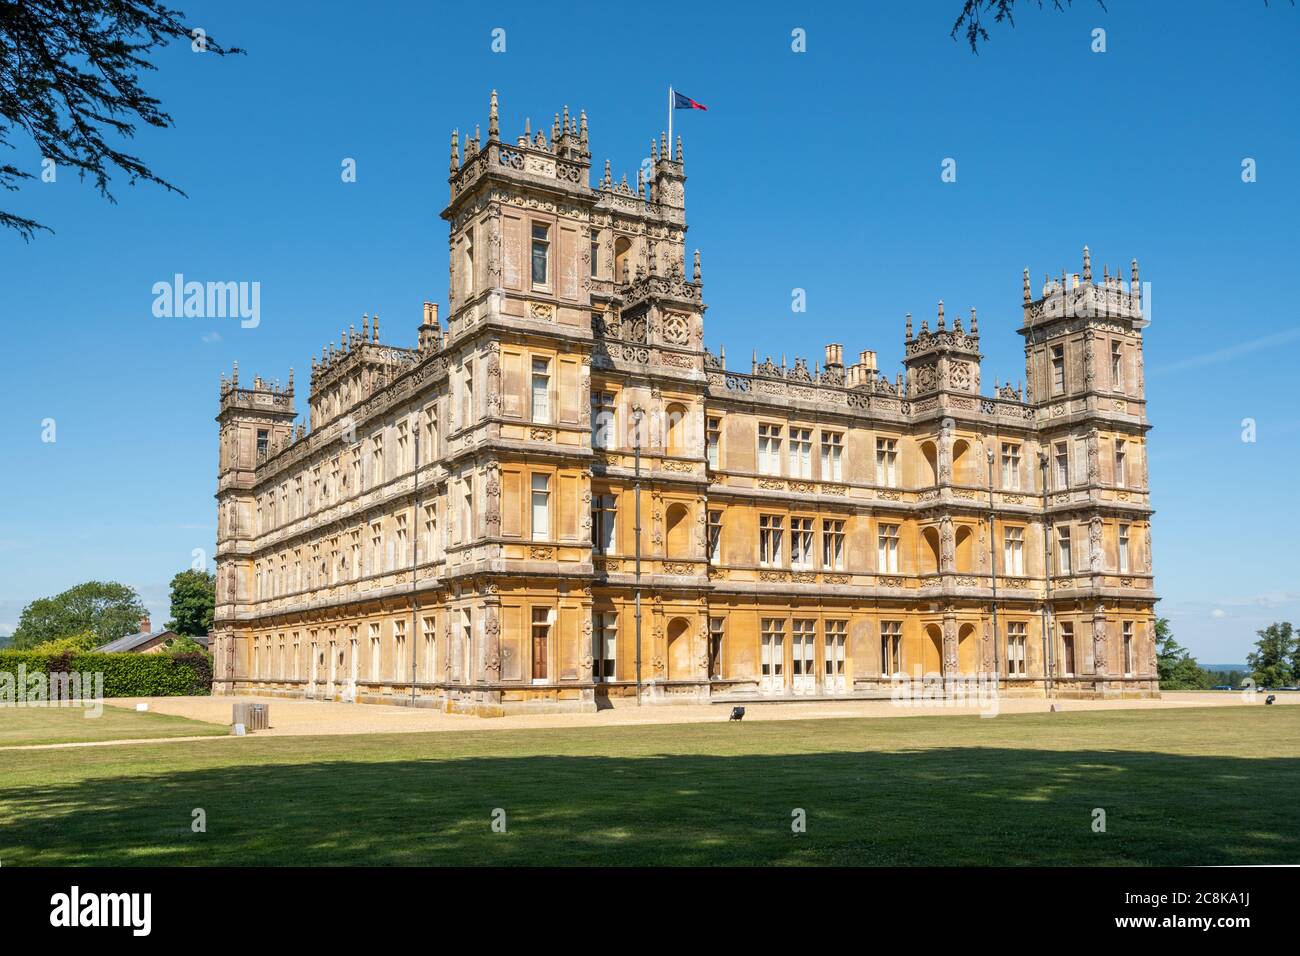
[1,706,1297,866]
[0,704,226,748]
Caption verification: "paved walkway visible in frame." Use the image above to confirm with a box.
[87,689,1292,741]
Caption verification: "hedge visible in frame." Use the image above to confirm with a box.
[0,650,212,698]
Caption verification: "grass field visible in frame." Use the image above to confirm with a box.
[0,704,227,748]
[1,705,1296,866]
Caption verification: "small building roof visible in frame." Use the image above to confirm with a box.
[96,629,177,653]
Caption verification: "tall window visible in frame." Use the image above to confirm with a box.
[758,423,782,476]
[395,514,408,569]
[1001,442,1021,490]
[878,523,900,573]
[592,493,617,554]
[531,474,550,541]
[461,361,474,427]
[422,615,436,681]
[463,230,475,297]
[368,622,381,681]
[708,616,725,678]
[257,428,269,457]
[531,223,550,285]
[590,237,600,278]
[760,618,785,681]
[876,437,898,487]
[790,517,814,570]
[822,519,845,570]
[707,510,722,563]
[706,417,721,469]
[1007,622,1027,676]
[1054,442,1069,489]
[1060,622,1076,676]
[370,521,382,573]
[371,437,384,486]
[592,391,616,449]
[1051,345,1065,394]
[880,621,902,675]
[820,431,843,482]
[1003,526,1024,576]
[350,447,361,492]
[531,607,551,680]
[349,532,360,580]
[396,421,409,473]
[1111,340,1123,389]
[1123,621,1135,676]
[593,612,616,680]
[759,514,784,566]
[1114,439,1127,488]
[824,620,847,683]
[1056,526,1072,575]
[460,608,473,682]
[531,357,551,423]
[422,405,438,459]
[789,427,813,478]
[462,477,473,542]
[1118,524,1131,573]
[424,504,438,561]
[393,619,407,681]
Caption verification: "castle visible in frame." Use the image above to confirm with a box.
[211,91,1158,713]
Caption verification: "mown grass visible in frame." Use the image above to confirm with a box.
[0,704,225,748]
[0,706,1296,866]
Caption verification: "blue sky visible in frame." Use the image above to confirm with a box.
[1,0,1297,662]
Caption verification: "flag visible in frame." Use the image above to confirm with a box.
[673,91,708,111]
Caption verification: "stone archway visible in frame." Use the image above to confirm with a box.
[923,624,944,676]
[667,617,692,680]
[958,623,978,674]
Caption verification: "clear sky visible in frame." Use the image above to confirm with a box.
[1,0,1297,662]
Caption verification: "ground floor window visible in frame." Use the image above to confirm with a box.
[1060,621,1075,677]
[760,618,785,690]
[824,620,847,692]
[593,612,616,681]
[1123,621,1135,676]
[531,607,552,681]
[1007,622,1027,676]
[880,620,902,675]
[708,616,725,678]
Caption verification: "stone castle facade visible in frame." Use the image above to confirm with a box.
[211,91,1158,713]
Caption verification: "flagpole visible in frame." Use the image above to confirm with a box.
[667,85,673,157]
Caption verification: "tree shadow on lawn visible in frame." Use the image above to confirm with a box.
[3,747,1296,866]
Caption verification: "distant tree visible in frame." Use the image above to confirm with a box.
[165,569,215,636]
[1154,618,1210,690]
[11,581,146,649]
[0,633,11,649]
[166,634,207,656]
[1,1,241,239]
[1248,622,1297,688]
[951,1,1102,53]
[30,630,102,653]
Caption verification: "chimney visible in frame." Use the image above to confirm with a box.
[139,616,152,635]
[824,344,844,369]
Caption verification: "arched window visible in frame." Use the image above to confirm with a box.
[614,237,632,283]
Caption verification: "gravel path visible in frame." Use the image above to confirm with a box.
[91,690,1290,740]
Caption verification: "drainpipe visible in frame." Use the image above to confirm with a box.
[633,406,644,706]
[410,425,420,708]
[986,448,1000,688]
[1040,451,1054,698]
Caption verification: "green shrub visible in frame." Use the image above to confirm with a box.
[29,630,102,654]
[0,650,212,698]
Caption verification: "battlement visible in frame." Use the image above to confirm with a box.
[218,362,296,416]
[1022,246,1144,329]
